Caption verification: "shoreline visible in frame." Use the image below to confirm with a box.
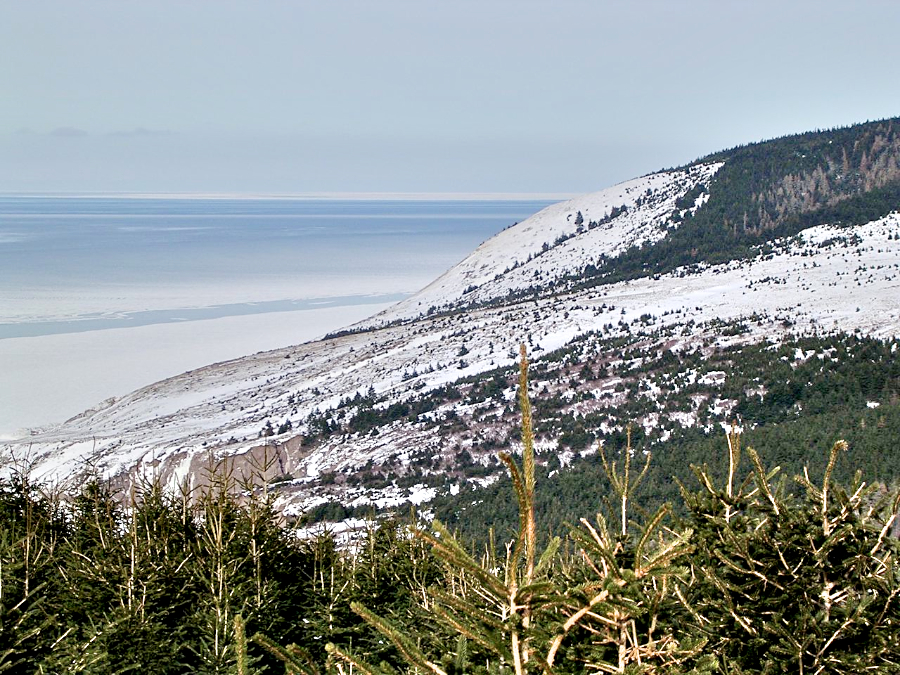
[0,301,393,439]
[0,292,408,340]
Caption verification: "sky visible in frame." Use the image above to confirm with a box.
[3,0,900,195]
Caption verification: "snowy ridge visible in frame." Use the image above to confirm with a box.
[3,189,900,517]
[366,163,722,324]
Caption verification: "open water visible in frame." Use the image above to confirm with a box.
[0,196,555,338]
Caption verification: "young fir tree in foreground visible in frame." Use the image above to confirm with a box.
[681,431,900,672]
[270,346,899,675]
[0,346,897,673]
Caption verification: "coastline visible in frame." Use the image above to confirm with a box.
[0,301,393,439]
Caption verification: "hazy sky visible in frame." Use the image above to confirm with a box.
[3,0,900,194]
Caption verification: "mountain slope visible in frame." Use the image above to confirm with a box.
[5,118,900,523]
[367,162,721,323]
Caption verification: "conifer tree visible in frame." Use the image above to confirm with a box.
[681,431,900,673]
[549,427,707,673]
[325,344,564,674]
[0,467,65,672]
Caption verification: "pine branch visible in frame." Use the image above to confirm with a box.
[233,615,249,675]
[429,588,507,633]
[350,602,448,675]
[517,343,537,585]
[325,643,392,675]
[417,523,507,600]
[639,531,693,578]
[498,452,529,570]
[746,445,781,516]
[535,536,561,576]
[546,588,611,667]
[569,520,621,578]
[253,635,320,675]
[431,603,513,662]
[633,504,669,571]
[821,440,848,536]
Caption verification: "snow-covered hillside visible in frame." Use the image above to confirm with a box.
[365,163,722,324]
[5,188,900,515]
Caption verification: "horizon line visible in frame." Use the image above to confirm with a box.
[0,190,580,202]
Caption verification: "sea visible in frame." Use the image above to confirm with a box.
[0,195,556,435]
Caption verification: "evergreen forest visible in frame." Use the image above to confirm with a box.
[1,348,898,674]
[580,117,900,288]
